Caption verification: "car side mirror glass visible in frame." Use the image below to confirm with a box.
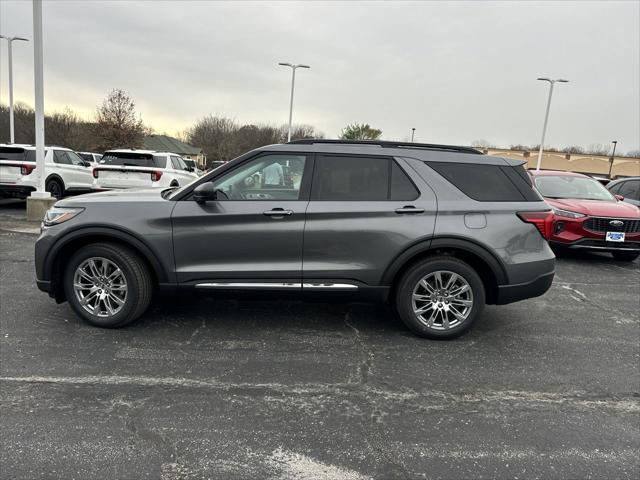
[193,183,217,203]
[614,194,624,201]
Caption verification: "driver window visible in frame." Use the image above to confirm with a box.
[211,154,306,200]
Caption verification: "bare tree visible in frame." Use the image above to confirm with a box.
[186,115,238,165]
[471,139,495,148]
[584,144,611,156]
[92,89,147,151]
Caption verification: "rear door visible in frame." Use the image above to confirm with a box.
[64,150,94,190]
[171,152,312,285]
[303,155,437,287]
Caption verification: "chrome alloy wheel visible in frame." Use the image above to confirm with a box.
[73,257,127,317]
[412,270,473,330]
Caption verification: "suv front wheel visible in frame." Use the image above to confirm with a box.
[64,243,153,328]
[396,256,485,339]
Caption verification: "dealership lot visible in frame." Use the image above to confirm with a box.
[0,204,639,479]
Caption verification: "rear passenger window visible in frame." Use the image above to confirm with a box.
[312,155,419,201]
[53,151,70,165]
[390,161,419,200]
[312,156,388,201]
[427,162,528,201]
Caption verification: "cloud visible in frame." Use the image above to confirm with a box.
[0,0,638,151]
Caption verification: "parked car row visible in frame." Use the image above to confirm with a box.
[530,170,640,261]
[0,144,199,199]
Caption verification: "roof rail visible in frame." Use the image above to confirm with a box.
[287,139,483,155]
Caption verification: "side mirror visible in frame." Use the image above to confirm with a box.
[193,183,217,203]
[82,161,92,167]
[615,194,624,201]
[185,166,194,172]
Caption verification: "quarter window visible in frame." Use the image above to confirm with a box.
[427,162,528,201]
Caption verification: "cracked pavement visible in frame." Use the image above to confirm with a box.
[1,219,639,478]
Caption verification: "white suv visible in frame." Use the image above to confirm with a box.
[92,150,198,190]
[0,144,94,199]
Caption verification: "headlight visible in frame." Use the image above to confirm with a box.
[43,207,84,226]
[551,206,586,219]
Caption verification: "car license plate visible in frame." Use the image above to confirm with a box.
[606,231,625,242]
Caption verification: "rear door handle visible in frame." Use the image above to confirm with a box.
[263,208,293,217]
[395,206,425,214]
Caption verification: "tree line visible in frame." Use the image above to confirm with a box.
[1,89,637,164]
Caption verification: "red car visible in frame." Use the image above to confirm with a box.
[529,170,640,261]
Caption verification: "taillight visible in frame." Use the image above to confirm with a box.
[92,168,99,179]
[517,211,554,240]
[21,164,35,175]
[151,171,163,182]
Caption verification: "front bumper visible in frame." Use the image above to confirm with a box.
[550,238,640,252]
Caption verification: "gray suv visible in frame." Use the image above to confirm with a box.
[35,140,555,339]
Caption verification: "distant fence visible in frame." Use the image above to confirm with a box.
[486,148,640,179]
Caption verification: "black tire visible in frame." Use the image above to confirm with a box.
[45,177,64,199]
[395,256,485,340]
[63,243,153,328]
[611,251,640,262]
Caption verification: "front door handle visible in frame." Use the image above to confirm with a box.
[263,208,293,217]
[395,206,425,214]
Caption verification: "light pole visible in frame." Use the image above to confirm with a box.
[535,77,569,171]
[278,62,310,142]
[608,140,618,178]
[411,128,416,142]
[0,34,29,143]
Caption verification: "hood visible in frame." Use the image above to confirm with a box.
[56,188,169,206]
[545,197,640,218]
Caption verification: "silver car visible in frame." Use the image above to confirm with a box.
[35,140,555,339]
[607,177,640,207]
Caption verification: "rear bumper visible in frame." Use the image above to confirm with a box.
[496,271,555,305]
[0,184,35,198]
[36,279,52,293]
[550,239,640,252]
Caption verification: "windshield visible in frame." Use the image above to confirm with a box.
[100,152,165,168]
[534,175,615,201]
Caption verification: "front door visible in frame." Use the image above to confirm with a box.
[171,153,312,286]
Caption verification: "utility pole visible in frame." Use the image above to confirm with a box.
[0,35,29,143]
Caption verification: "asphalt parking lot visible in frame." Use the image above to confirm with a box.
[1,200,639,479]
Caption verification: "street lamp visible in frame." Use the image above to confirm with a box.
[278,62,310,142]
[535,77,569,171]
[608,140,618,179]
[0,34,29,143]
[411,128,416,142]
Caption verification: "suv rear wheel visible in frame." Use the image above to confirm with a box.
[63,243,153,328]
[396,256,485,339]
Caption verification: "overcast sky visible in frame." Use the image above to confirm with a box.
[0,0,638,152]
